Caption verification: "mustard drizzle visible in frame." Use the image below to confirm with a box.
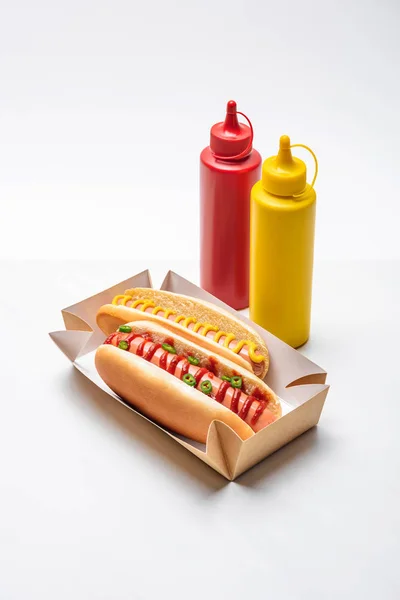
[223,333,236,348]
[112,294,131,306]
[111,294,263,363]
[183,317,197,328]
[163,309,176,319]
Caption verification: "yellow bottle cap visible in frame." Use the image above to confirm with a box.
[262,135,307,197]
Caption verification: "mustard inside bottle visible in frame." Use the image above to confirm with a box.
[249,135,318,348]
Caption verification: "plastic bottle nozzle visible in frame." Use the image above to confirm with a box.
[262,134,307,196]
[277,135,294,168]
[226,100,237,114]
[280,135,291,149]
[223,100,240,133]
[209,100,253,158]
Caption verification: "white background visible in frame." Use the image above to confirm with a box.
[1,0,400,260]
[1,2,400,599]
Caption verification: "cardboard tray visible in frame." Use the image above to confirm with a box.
[49,269,329,481]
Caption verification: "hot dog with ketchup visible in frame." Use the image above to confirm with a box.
[95,321,281,443]
[96,288,269,379]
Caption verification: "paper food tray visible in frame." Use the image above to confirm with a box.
[50,269,329,481]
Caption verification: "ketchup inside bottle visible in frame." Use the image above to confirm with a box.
[200,100,261,310]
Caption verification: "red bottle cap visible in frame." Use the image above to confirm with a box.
[210,100,253,160]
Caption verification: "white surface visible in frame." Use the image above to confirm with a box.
[1,0,400,261]
[0,259,399,599]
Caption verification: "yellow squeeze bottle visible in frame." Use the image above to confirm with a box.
[249,135,318,348]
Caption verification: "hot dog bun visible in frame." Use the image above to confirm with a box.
[96,288,269,379]
[96,345,255,443]
[95,321,281,444]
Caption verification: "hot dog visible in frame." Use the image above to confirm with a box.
[96,288,269,379]
[95,321,281,443]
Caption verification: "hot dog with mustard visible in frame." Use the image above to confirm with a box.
[97,288,269,379]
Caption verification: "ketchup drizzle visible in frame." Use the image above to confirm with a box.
[104,333,116,345]
[159,350,168,371]
[136,339,148,357]
[122,333,141,350]
[215,381,230,403]
[230,388,241,414]
[252,387,265,400]
[251,401,267,425]
[180,361,191,377]
[144,343,161,362]
[194,367,208,385]
[167,354,181,375]
[239,396,255,420]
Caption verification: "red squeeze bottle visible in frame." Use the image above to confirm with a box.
[200,101,261,310]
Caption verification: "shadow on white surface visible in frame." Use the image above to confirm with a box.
[236,425,329,488]
[66,367,228,492]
